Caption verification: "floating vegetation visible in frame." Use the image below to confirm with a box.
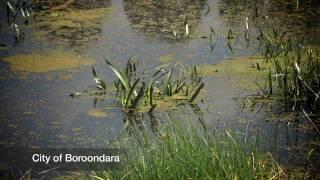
[31,8,111,50]
[159,54,173,63]
[259,28,320,113]
[90,58,205,112]
[123,0,206,41]
[3,51,95,73]
[87,109,108,118]
[198,56,269,93]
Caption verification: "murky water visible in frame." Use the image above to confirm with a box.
[0,0,320,172]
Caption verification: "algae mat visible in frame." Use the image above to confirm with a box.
[198,56,269,91]
[3,51,95,73]
[32,8,112,50]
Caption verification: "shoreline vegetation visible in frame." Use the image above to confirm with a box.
[261,30,320,113]
[90,120,285,179]
[20,118,317,179]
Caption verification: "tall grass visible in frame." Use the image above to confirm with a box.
[260,28,320,113]
[89,120,283,179]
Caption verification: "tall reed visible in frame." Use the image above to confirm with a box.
[261,28,320,112]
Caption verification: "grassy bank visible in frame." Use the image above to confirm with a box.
[85,120,283,180]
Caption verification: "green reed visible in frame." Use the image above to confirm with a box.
[260,28,320,112]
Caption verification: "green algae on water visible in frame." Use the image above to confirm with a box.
[3,51,95,73]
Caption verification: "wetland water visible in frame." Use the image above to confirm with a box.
[0,0,320,172]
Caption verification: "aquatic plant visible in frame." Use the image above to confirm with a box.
[91,58,205,112]
[209,26,216,50]
[104,59,144,111]
[244,17,249,41]
[4,0,32,42]
[259,28,320,113]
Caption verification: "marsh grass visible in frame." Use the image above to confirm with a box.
[259,28,320,113]
[88,119,284,180]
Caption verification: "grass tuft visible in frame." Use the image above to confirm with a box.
[89,121,284,179]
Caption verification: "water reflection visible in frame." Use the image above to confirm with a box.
[123,0,207,42]
[119,105,207,148]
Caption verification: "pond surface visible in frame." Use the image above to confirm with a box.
[0,0,320,171]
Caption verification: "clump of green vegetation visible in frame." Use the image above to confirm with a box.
[88,120,284,179]
[92,58,204,112]
[259,28,320,113]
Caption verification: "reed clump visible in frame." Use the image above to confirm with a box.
[260,28,320,113]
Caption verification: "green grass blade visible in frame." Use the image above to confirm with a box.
[125,78,140,108]
[105,59,136,95]
[7,2,17,16]
[189,82,204,103]
[131,83,145,109]
[161,64,176,98]
[148,79,154,105]
[227,41,233,54]
[92,66,98,77]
